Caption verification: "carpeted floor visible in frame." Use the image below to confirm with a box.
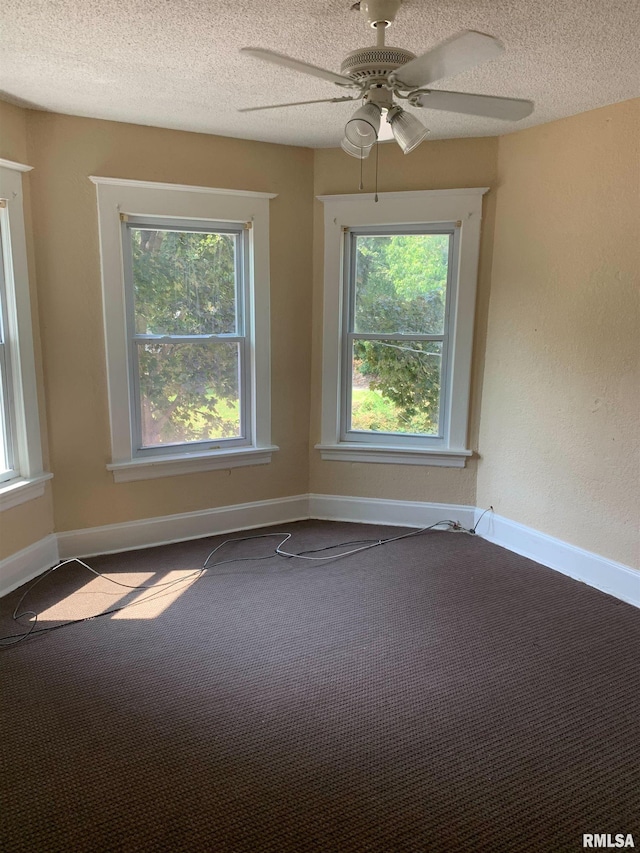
[1,520,638,852]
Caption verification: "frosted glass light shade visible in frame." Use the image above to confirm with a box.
[341,136,373,159]
[345,103,381,147]
[388,108,429,153]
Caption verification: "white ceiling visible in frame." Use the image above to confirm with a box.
[1,0,639,147]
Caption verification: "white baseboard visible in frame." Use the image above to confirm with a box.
[2,497,636,610]
[0,534,60,598]
[310,497,638,608]
[309,493,476,530]
[477,510,639,608]
[57,494,309,559]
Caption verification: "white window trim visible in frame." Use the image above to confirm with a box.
[316,188,488,467]
[90,177,278,483]
[0,158,51,509]
[0,472,52,511]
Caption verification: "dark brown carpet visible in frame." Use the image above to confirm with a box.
[1,520,638,853]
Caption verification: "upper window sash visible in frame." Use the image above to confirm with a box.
[122,216,247,338]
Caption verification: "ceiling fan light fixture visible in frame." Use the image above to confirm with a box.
[387,106,429,154]
[345,102,382,147]
[341,136,373,158]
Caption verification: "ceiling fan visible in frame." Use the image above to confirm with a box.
[239,0,534,157]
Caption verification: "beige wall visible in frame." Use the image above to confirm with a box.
[24,112,314,532]
[0,100,29,163]
[310,138,498,504]
[477,100,640,568]
[1,96,638,574]
[0,100,54,559]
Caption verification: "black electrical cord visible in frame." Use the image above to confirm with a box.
[470,506,494,535]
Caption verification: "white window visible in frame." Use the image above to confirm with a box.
[0,159,51,510]
[316,189,488,467]
[91,177,277,483]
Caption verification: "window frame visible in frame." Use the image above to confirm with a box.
[91,177,278,483]
[316,188,488,468]
[0,158,51,511]
[340,224,459,447]
[122,216,252,458]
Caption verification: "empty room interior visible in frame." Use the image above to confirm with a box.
[0,0,638,850]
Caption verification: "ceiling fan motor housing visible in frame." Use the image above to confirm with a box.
[359,0,403,27]
[340,46,416,81]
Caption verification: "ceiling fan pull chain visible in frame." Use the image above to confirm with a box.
[359,150,364,191]
[374,140,379,202]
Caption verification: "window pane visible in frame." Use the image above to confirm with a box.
[130,228,238,336]
[353,234,449,335]
[350,340,442,436]
[0,232,12,477]
[137,342,241,447]
[0,346,11,476]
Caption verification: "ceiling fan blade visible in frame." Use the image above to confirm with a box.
[240,48,356,87]
[239,96,359,113]
[389,30,504,89]
[412,89,534,120]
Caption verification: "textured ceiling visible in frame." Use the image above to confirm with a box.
[1,0,639,147]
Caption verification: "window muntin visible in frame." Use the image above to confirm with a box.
[341,226,457,445]
[0,229,16,483]
[122,218,250,456]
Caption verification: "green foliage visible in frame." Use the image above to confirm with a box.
[128,228,449,447]
[385,234,449,300]
[351,388,435,435]
[138,342,240,446]
[130,228,241,447]
[132,229,236,335]
[353,341,441,433]
[351,234,449,435]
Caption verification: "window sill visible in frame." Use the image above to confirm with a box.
[107,445,279,483]
[315,443,473,468]
[0,472,53,511]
